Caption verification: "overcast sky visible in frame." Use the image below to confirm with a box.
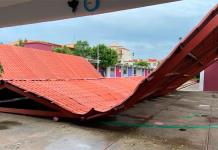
[0,0,217,59]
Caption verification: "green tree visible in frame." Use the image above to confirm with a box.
[53,45,73,54]
[52,41,118,69]
[15,39,27,47]
[134,61,149,68]
[91,44,118,68]
[73,41,92,58]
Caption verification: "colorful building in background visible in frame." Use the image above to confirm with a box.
[110,43,133,65]
[9,40,157,78]
[115,66,122,77]
[146,58,160,69]
[9,40,74,52]
[128,67,133,76]
[106,65,153,78]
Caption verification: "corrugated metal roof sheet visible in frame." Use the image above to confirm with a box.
[7,77,143,114]
[0,45,144,119]
[0,4,218,120]
[0,45,101,80]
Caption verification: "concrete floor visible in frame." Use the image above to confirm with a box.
[0,91,218,150]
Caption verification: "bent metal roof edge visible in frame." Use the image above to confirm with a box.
[0,4,218,120]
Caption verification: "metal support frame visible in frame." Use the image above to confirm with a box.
[0,81,5,89]
[1,82,78,118]
[110,5,218,116]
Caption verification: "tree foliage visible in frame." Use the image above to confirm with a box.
[15,39,27,47]
[134,61,149,68]
[73,41,92,59]
[53,45,73,55]
[92,44,118,68]
[53,41,118,68]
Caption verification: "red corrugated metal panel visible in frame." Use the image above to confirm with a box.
[121,4,218,110]
[0,4,218,120]
[0,45,101,80]
[5,77,143,114]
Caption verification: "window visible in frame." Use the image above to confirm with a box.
[111,67,115,72]
[134,68,137,75]
[123,67,127,75]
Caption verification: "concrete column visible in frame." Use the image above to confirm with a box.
[199,71,204,91]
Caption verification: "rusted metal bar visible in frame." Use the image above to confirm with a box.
[0,107,69,118]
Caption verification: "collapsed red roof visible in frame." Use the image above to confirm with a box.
[0,45,144,119]
[0,4,218,120]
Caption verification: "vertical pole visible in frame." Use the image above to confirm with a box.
[97,45,100,72]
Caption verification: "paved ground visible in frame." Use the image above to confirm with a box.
[0,91,218,150]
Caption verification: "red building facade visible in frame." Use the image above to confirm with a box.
[9,40,74,52]
[203,61,218,91]
[23,41,61,51]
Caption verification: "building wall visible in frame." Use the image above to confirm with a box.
[128,67,133,76]
[105,65,152,78]
[203,61,218,91]
[106,67,116,77]
[121,49,132,64]
[116,66,122,77]
[110,67,116,77]
[24,43,57,51]
[110,45,132,64]
[147,59,159,69]
[136,68,143,76]
[122,66,128,77]
[199,71,204,91]
[149,62,158,69]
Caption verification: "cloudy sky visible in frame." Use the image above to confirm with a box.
[0,0,217,59]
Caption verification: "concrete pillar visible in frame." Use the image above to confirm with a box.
[199,71,204,91]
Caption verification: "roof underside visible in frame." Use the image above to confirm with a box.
[0,0,179,28]
[0,4,218,120]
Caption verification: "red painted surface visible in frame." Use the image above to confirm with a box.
[24,43,55,51]
[0,4,217,120]
[144,69,149,77]
[204,61,218,91]
[14,41,62,51]
[148,59,157,62]
[116,66,122,77]
[0,46,101,80]
[0,45,143,118]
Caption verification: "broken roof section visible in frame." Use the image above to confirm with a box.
[0,4,218,120]
[0,45,144,119]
